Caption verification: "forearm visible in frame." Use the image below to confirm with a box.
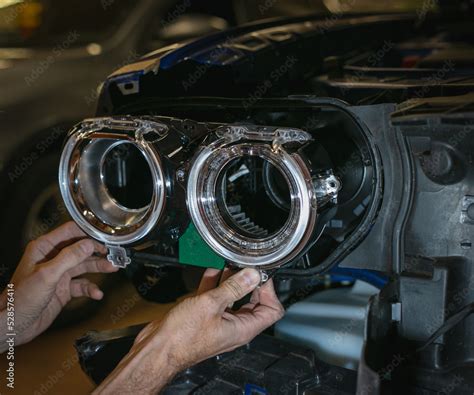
[93,335,177,394]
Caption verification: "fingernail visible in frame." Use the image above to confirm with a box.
[96,290,104,300]
[241,269,260,287]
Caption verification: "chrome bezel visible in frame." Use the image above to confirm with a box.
[58,118,167,245]
[187,129,317,269]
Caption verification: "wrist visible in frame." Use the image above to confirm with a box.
[94,330,178,394]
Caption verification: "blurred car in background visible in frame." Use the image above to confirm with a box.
[0,0,232,281]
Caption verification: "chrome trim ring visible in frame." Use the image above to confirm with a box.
[187,140,317,269]
[59,128,165,245]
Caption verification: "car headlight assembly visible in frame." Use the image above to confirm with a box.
[186,125,341,271]
[58,116,199,267]
[59,116,340,272]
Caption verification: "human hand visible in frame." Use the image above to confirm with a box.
[154,268,285,369]
[0,222,118,349]
[95,268,284,394]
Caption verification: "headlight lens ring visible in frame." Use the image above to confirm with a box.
[187,140,317,268]
[59,129,166,246]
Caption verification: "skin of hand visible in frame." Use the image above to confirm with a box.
[95,268,285,395]
[0,222,118,351]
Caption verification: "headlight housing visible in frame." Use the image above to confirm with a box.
[59,117,340,271]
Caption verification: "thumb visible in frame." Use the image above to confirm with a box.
[209,269,261,311]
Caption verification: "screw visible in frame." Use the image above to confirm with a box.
[170,227,180,241]
[176,169,185,182]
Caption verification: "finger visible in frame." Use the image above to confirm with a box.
[233,286,281,321]
[43,239,97,281]
[90,240,108,255]
[70,278,104,300]
[248,300,285,327]
[23,237,54,263]
[220,267,239,308]
[197,268,222,295]
[256,279,281,308]
[232,280,284,334]
[22,222,90,265]
[67,257,119,278]
[241,281,284,326]
[219,267,237,285]
[39,222,87,247]
[249,287,261,305]
[207,268,261,311]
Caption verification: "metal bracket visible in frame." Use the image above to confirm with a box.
[260,270,269,284]
[313,171,342,207]
[106,245,131,268]
[258,268,280,286]
[216,125,312,147]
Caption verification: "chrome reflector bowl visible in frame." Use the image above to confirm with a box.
[59,117,167,246]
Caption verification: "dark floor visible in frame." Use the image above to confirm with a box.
[1,273,185,394]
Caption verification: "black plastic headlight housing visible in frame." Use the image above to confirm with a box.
[59,116,341,271]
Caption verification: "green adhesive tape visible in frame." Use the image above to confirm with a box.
[179,222,225,269]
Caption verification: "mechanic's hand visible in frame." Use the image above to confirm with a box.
[95,268,284,394]
[152,268,285,369]
[0,222,117,348]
